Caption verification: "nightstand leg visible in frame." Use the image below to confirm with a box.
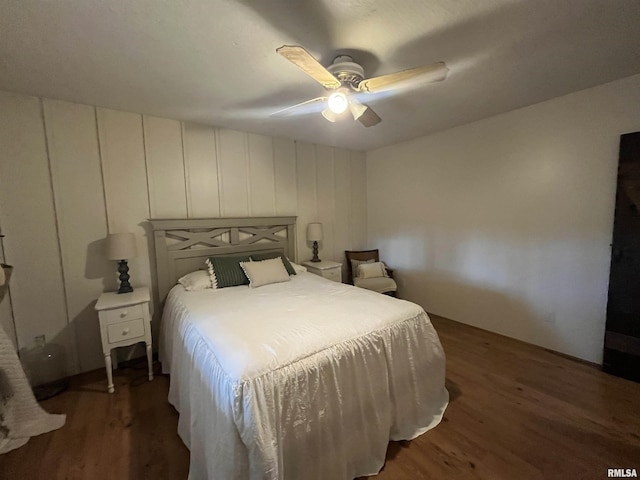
[104,352,114,394]
[146,342,154,382]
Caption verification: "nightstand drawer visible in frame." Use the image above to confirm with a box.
[100,304,144,324]
[107,318,145,343]
[324,268,342,282]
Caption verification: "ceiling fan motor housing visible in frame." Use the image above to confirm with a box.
[328,55,365,89]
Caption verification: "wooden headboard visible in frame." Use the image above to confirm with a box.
[148,216,297,301]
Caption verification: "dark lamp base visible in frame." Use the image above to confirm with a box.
[311,241,321,262]
[117,259,134,294]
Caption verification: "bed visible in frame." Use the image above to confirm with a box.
[149,217,448,480]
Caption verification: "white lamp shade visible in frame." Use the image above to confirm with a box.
[321,108,339,123]
[106,233,137,260]
[349,102,368,120]
[307,223,323,242]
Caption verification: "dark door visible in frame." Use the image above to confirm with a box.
[604,131,640,382]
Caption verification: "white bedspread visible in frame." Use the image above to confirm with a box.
[160,272,448,480]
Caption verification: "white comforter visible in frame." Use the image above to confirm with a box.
[160,271,448,480]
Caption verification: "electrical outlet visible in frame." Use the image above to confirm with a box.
[34,334,46,347]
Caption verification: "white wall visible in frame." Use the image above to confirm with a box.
[367,73,640,364]
[0,91,367,376]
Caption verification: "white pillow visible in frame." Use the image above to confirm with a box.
[240,257,291,288]
[358,262,388,279]
[178,270,212,291]
[351,258,374,278]
[289,260,307,273]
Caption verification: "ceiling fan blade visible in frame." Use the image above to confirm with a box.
[358,62,449,93]
[276,45,342,89]
[357,104,381,127]
[271,97,327,117]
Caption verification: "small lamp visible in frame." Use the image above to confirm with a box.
[106,233,137,294]
[307,223,323,263]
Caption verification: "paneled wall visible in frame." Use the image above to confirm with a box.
[0,90,367,376]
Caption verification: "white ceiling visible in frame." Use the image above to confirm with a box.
[1,0,639,151]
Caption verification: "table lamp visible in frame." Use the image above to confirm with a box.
[106,232,137,294]
[307,223,323,262]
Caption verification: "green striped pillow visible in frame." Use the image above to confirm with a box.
[206,254,252,288]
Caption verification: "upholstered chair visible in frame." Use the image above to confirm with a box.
[345,249,397,297]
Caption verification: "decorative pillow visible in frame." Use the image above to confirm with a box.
[240,258,291,288]
[351,258,374,278]
[206,254,252,288]
[289,260,307,273]
[358,261,388,279]
[178,270,212,291]
[250,251,296,275]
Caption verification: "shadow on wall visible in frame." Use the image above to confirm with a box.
[85,237,118,292]
[19,303,108,387]
[19,324,74,389]
[25,234,150,384]
[20,237,115,384]
[397,271,563,354]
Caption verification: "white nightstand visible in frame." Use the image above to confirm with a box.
[302,260,343,283]
[95,286,153,393]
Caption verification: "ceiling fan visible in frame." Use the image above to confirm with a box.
[273,45,449,127]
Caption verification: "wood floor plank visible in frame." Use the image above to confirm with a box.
[1,316,639,479]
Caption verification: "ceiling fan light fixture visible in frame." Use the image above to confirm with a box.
[276,45,449,128]
[348,101,368,120]
[327,91,348,114]
[321,107,339,122]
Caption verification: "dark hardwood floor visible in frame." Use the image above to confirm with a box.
[1,316,639,479]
